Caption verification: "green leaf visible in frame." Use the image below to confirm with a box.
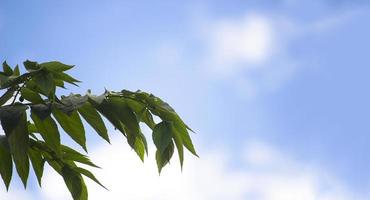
[0,107,30,188]
[155,141,174,173]
[40,61,74,72]
[34,71,55,96]
[52,109,86,152]
[108,98,141,138]
[62,165,88,200]
[128,136,146,161]
[2,61,13,76]
[88,95,126,135]
[13,65,20,76]
[152,121,173,154]
[0,87,17,106]
[0,73,31,89]
[20,88,44,104]
[53,72,80,86]
[23,60,40,72]
[28,147,44,186]
[73,167,107,190]
[31,112,61,157]
[0,136,12,190]
[54,79,65,88]
[171,126,184,169]
[27,122,38,133]
[141,109,156,129]
[125,98,156,129]
[173,122,198,157]
[62,148,100,168]
[78,102,109,143]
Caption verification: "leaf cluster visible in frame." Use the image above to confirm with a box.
[0,61,197,200]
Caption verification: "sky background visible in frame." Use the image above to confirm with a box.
[1,0,370,199]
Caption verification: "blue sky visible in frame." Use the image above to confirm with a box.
[1,0,370,199]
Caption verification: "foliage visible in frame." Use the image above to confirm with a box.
[0,60,197,200]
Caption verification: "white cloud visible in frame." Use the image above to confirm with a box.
[34,135,367,200]
[197,12,298,100]
[196,8,363,99]
[208,14,274,73]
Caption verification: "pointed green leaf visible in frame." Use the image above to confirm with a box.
[153,121,172,154]
[40,61,74,72]
[53,72,80,86]
[34,71,54,96]
[13,65,20,76]
[171,126,184,168]
[31,112,61,157]
[20,88,44,104]
[173,122,198,157]
[52,109,86,151]
[0,136,12,190]
[23,60,40,72]
[61,145,99,168]
[62,165,88,200]
[0,107,30,188]
[0,73,30,89]
[78,102,109,143]
[156,141,174,173]
[28,147,44,186]
[73,167,107,190]
[2,61,13,76]
[108,98,141,137]
[88,95,126,135]
[127,136,145,161]
[141,109,156,129]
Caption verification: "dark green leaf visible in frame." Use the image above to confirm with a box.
[171,127,184,169]
[108,98,141,138]
[153,121,172,154]
[34,71,55,96]
[156,141,174,173]
[40,61,74,72]
[13,65,20,76]
[78,102,109,143]
[54,79,65,88]
[53,72,80,86]
[31,112,61,157]
[125,98,155,129]
[52,109,86,151]
[23,60,40,72]
[28,147,44,186]
[0,136,12,190]
[61,145,98,168]
[141,109,156,129]
[0,108,30,188]
[173,122,198,157]
[0,73,31,89]
[73,167,107,190]
[2,62,13,76]
[20,88,44,104]
[88,95,126,135]
[62,165,88,200]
